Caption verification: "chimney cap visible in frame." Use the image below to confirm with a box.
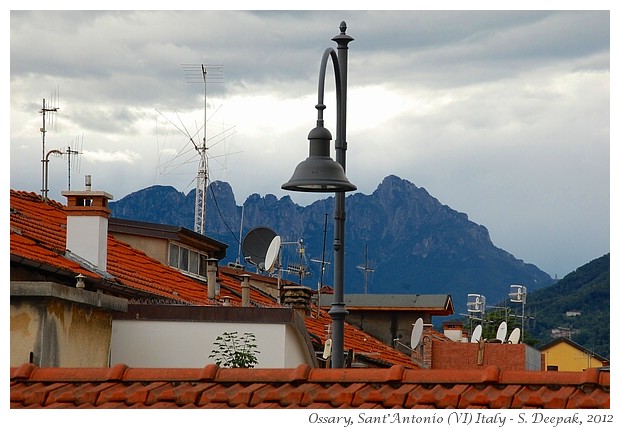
[61,189,114,199]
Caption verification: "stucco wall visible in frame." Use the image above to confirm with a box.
[11,298,114,367]
[110,319,313,368]
[109,233,168,264]
[10,281,127,368]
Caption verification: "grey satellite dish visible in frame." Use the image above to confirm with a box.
[410,318,424,350]
[242,227,276,269]
[264,235,281,273]
[471,325,482,343]
[508,327,521,344]
[496,321,508,343]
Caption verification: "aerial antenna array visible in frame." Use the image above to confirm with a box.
[183,64,224,235]
[463,285,531,344]
[39,88,60,198]
[63,134,83,191]
[356,243,375,294]
[509,284,528,343]
[311,213,330,317]
[155,64,239,236]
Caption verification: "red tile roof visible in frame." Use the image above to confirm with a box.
[10,189,415,367]
[10,363,609,408]
[9,189,612,410]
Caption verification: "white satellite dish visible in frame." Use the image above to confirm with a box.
[508,327,521,344]
[322,338,332,359]
[410,318,424,349]
[496,321,508,343]
[471,325,482,343]
[264,235,281,273]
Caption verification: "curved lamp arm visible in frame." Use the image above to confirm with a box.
[315,48,341,127]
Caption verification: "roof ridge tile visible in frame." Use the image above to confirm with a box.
[107,364,129,381]
[10,363,37,380]
[199,364,219,381]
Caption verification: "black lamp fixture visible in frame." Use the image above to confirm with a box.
[282,21,355,368]
[281,117,356,192]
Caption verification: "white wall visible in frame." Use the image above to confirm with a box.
[111,319,313,368]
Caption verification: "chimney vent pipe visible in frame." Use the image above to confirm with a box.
[241,274,251,307]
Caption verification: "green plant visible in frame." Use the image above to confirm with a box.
[208,331,260,368]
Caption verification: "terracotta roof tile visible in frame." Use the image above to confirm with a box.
[10,364,609,409]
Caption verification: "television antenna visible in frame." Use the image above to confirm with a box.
[39,89,60,198]
[356,243,375,294]
[63,134,83,191]
[311,213,330,317]
[155,64,239,235]
[509,284,527,343]
[284,239,312,285]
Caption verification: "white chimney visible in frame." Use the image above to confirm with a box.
[62,176,113,271]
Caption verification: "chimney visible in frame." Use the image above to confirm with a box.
[241,274,251,307]
[62,175,113,271]
[206,258,218,300]
[281,285,312,320]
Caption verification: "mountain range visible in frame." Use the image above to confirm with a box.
[109,175,554,314]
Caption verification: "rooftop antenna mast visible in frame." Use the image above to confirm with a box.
[64,134,83,191]
[182,63,224,235]
[311,213,330,317]
[356,243,374,294]
[39,89,60,198]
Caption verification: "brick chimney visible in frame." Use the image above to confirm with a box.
[62,175,113,271]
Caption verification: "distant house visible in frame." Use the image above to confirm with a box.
[539,337,609,372]
[318,293,454,355]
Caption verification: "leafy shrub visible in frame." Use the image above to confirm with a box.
[209,331,260,368]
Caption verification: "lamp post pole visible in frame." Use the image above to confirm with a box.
[281,21,355,368]
[330,22,353,369]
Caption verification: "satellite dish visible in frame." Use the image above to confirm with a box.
[471,325,482,343]
[496,321,508,343]
[410,318,424,349]
[508,327,521,344]
[264,235,281,273]
[241,227,276,269]
[322,338,332,359]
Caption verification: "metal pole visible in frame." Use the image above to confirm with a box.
[328,22,353,368]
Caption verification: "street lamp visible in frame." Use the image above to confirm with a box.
[282,21,356,368]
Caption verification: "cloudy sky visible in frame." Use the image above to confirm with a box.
[8,6,612,279]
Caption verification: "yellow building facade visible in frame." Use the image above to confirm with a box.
[540,337,608,372]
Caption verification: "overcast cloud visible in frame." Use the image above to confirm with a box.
[8,7,612,279]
